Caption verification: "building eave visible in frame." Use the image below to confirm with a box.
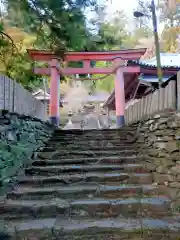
[128,60,180,70]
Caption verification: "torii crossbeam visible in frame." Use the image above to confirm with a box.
[28,48,146,127]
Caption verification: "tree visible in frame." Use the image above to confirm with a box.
[4,0,98,52]
[89,61,114,94]
[158,0,180,27]
[161,25,180,52]
[133,0,152,28]
[0,24,43,90]
[96,10,132,50]
[158,0,180,52]
[86,6,155,92]
[0,0,101,90]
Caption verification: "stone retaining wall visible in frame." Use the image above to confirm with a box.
[0,110,54,190]
[131,111,180,210]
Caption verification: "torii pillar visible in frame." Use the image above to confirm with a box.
[49,59,60,126]
[114,59,125,128]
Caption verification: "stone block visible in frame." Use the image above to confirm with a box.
[155,142,166,149]
[155,129,174,136]
[170,152,180,161]
[158,124,167,130]
[156,166,168,174]
[145,119,155,125]
[167,120,180,129]
[147,149,159,157]
[157,136,174,142]
[159,158,174,167]
[169,182,180,188]
[145,162,156,171]
[170,165,180,175]
[158,152,169,158]
[6,130,17,141]
[166,141,179,153]
[176,174,180,181]
[149,123,158,132]
[153,114,161,119]
[0,118,10,125]
[153,173,175,184]
[157,118,169,124]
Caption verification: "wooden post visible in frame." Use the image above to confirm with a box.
[49,59,60,126]
[177,71,180,111]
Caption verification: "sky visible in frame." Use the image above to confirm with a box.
[104,0,164,33]
[106,0,137,22]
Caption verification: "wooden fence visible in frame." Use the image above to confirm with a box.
[125,80,176,125]
[0,75,47,121]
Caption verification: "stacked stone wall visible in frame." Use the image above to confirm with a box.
[131,111,180,211]
[0,110,54,191]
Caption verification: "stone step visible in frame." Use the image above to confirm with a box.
[37,150,138,159]
[7,184,162,201]
[16,172,153,187]
[50,137,131,143]
[3,217,180,239]
[32,157,144,167]
[32,155,143,165]
[49,140,137,146]
[69,197,171,218]
[52,131,134,137]
[42,145,137,151]
[51,135,130,141]
[47,140,137,146]
[37,150,138,160]
[52,132,135,137]
[38,153,141,161]
[54,128,137,135]
[1,196,171,220]
[25,164,147,176]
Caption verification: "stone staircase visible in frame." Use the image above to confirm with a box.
[1,129,180,239]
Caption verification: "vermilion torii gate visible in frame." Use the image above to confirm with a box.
[27,48,146,127]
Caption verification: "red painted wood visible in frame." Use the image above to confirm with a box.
[49,59,60,118]
[27,48,146,61]
[83,60,90,69]
[63,67,113,74]
[34,66,140,76]
[115,67,125,116]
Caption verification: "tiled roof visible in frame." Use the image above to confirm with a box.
[128,53,180,68]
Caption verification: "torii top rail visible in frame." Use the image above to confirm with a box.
[27,48,146,127]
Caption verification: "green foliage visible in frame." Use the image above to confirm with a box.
[92,61,114,93]
[0,0,100,90]
[0,22,13,48]
[95,76,114,93]
[97,10,129,50]
[87,7,153,93]
[161,25,180,52]
[4,0,97,51]
[0,25,43,91]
